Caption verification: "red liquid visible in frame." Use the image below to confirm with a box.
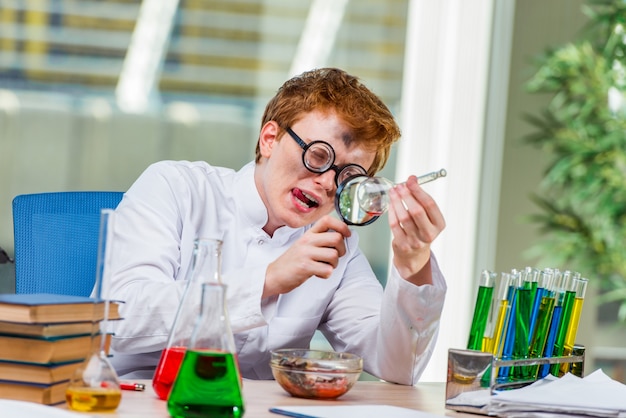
[152,346,186,400]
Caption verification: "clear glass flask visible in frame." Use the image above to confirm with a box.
[152,238,223,400]
[66,209,122,412]
[167,282,244,418]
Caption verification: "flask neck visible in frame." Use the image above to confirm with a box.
[164,238,223,349]
[189,282,236,353]
[191,239,223,285]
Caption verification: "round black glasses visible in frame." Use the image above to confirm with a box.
[284,127,367,188]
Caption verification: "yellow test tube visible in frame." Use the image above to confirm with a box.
[559,276,588,375]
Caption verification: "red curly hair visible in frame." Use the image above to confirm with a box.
[255,68,401,176]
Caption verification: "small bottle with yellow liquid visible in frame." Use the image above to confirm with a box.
[65,354,122,412]
[66,209,122,412]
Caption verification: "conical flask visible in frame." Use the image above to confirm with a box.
[153,238,223,400]
[167,282,244,418]
[66,209,122,412]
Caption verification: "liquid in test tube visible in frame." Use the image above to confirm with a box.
[558,276,588,375]
[550,271,577,376]
[467,270,496,351]
[527,270,557,379]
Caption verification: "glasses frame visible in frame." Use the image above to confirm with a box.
[284,127,367,188]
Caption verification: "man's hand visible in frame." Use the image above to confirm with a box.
[388,175,445,286]
[263,215,351,298]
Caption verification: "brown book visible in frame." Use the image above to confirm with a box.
[0,293,122,324]
[0,334,96,363]
[0,379,69,405]
[0,360,82,384]
[0,320,99,338]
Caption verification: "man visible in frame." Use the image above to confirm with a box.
[106,68,447,384]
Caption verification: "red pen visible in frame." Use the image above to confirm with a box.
[120,382,146,391]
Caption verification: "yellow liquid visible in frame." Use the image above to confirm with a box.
[559,297,584,375]
[564,297,584,349]
[66,387,122,412]
[491,300,509,356]
[482,336,493,353]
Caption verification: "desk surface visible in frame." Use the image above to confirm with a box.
[61,379,470,417]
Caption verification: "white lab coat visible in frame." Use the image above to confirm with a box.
[106,160,446,384]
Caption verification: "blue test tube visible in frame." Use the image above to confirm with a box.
[497,269,522,381]
[528,268,553,343]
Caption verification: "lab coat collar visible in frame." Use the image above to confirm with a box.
[234,161,302,245]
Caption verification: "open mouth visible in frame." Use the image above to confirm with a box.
[293,188,319,209]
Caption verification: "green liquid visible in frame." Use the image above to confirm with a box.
[167,350,244,418]
[467,285,494,351]
[527,295,556,378]
[550,290,576,376]
[511,287,533,380]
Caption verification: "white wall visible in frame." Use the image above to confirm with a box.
[399,0,497,382]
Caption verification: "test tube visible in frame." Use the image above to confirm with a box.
[528,268,552,343]
[538,269,563,378]
[558,276,588,375]
[527,270,557,378]
[523,266,539,307]
[511,271,536,381]
[549,271,577,376]
[467,270,496,351]
[497,270,522,380]
[487,272,513,357]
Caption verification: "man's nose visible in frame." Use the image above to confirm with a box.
[316,169,337,191]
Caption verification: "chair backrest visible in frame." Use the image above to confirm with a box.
[12,191,124,296]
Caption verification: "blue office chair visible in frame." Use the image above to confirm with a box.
[12,191,124,296]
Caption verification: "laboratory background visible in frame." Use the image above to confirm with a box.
[1,0,624,383]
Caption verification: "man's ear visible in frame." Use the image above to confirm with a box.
[258,121,280,158]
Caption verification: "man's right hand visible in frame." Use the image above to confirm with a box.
[262,215,352,298]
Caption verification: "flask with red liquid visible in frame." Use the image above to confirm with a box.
[167,281,244,418]
[152,238,223,400]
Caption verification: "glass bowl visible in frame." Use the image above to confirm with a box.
[269,349,363,399]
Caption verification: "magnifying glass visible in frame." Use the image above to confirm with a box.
[334,169,447,226]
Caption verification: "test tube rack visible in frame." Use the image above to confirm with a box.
[445,347,585,415]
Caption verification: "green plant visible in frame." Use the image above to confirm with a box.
[523,0,626,319]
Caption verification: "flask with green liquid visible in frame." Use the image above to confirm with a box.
[167,281,244,418]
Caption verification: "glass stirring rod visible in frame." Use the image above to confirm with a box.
[356,168,447,216]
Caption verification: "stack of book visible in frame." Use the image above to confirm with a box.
[0,293,122,405]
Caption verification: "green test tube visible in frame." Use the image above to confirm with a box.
[550,271,576,376]
[511,273,536,381]
[467,270,496,351]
